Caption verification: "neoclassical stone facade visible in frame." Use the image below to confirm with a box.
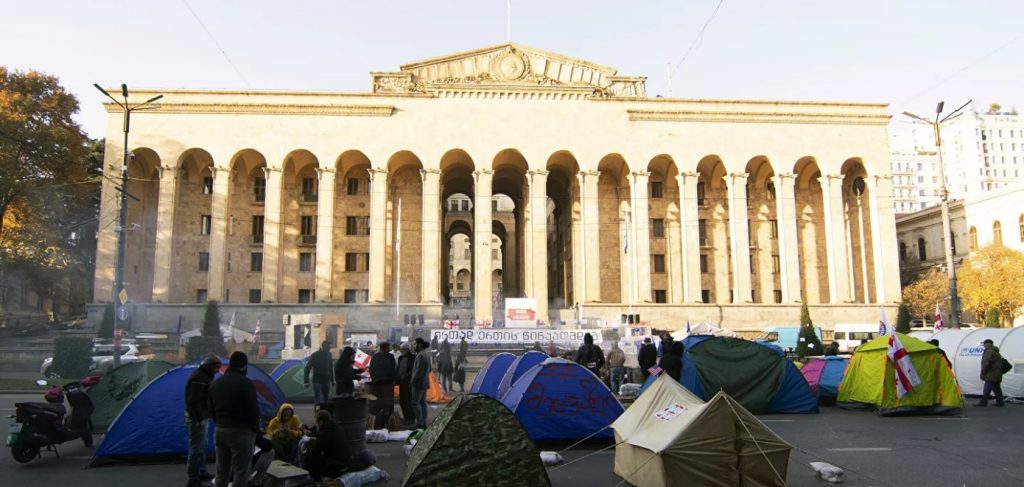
[93,44,900,332]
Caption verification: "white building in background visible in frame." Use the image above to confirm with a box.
[890,106,1024,214]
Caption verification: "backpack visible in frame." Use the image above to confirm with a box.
[1001,357,1013,375]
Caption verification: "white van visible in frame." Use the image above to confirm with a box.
[832,323,879,353]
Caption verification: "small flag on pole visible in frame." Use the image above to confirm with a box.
[887,331,921,399]
[933,304,944,331]
[878,307,890,336]
[254,319,261,343]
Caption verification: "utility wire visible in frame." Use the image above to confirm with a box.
[180,0,251,87]
[668,0,726,90]
[899,32,1024,106]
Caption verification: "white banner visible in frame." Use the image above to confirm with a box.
[504,298,539,328]
[430,328,603,345]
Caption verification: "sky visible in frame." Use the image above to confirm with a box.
[2,0,1022,138]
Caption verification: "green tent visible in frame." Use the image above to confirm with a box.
[837,333,963,416]
[403,394,550,487]
[87,360,175,431]
[275,363,314,403]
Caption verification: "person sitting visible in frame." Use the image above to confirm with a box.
[266,403,303,463]
[302,410,373,481]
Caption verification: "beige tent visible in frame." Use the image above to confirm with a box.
[612,374,791,487]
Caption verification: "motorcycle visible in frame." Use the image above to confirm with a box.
[7,377,99,463]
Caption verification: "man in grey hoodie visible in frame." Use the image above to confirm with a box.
[410,338,432,429]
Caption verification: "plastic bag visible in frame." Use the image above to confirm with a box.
[339,466,390,487]
[619,383,642,397]
[539,451,564,466]
[810,461,844,483]
[387,430,413,442]
[365,429,389,443]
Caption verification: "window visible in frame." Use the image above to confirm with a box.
[299,252,314,272]
[698,219,708,246]
[345,252,369,272]
[917,238,927,261]
[248,289,261,303]
[1019,215,1024,242]
[200,215,212,235]
[344,289,368,303]
[251,216,264,243]
[651,218,665,238]
[196,289,208,303]
[652,254,666,273]
[696,182,706,206]
[253,177,266,202]
[346,178,364,196]
[198,252,210,272]
[346,216,370,235]
[653,289,667,303]
[298,289,314,303]
[250,252,263,272]
[994,221,1003,245]
[701,289,710,304]
[773,290,782,303]
[650,181,664,198]
[769,219,778,239]
[771,255,780,273]
[202,176,213,194]
[899,242,907,260]
[301,215,316,236]
[699,254,709,273]
[302,177,318,202]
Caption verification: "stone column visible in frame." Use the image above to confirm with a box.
[420,168,441,303]
[93,147,121,302]
[473,169,494,322]
[821,174,851,303]
[676,172,701,303]
[207,165,231,300]
[578,170,602,302]
[630,171,653,302]
[151,164,179,302]
[867,175,889,303]
[367,167,388,303]
[314,167,336,302]
[667,217,683,303]
[261,167,283,302]
[725,173,752,303]
[528,170,549,321]
[773,173,801,303]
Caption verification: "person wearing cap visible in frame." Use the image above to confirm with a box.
[184,353,220,487]
[978,338,1006,407]
[209,351,260,487]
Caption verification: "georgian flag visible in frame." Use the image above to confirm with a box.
[354,348,372,369]
[887,332,921,399]
[934,304,944,331]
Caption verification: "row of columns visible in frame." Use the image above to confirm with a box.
[146,158,897,315]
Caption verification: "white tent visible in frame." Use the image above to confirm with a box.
[179,325,256,346]
[612,374,790,487]
[916,328,1024,397]
[670,322,737,342]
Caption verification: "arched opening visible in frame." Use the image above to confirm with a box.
[226,148,268,303]
[123,147,160,303]
[446,228,473,307]
[842,158,874,303]
[440,150,476,311]
[597,154,631,304]
[492,149,528,306]
[917,237,927,261]
[696,155,730,304]
[546,151,579,309]
[386,150,423,303]
[647,154,680,303]
[171,148,215,303]
[745,156,778,304]
[969,226,978,251]
[334,150,372,304]
[281,149,318,303]
[993,220,1003,246]
[899,241,907,261]
[794,157,829,304]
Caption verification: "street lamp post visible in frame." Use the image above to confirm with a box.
[93,84,162,366]
[903,100,972,328]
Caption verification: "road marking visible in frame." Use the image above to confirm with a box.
[919,417,970,420]
[761,419,794,423]
[827,447,892,452]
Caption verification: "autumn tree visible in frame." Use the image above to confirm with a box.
[902,268,947,320]
[959,244,1024,327]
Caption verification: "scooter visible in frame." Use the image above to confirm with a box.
[7,377,99,463]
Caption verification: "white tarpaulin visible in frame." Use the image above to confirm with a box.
[430,328,602,345]
[670,322,737,341]
[916,327,1024,397]
[179,325,255,345]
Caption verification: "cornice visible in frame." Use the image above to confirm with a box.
[626,109,891,126]
[104,102,395,117]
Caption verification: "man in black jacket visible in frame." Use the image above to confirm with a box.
[367,342,397,428]
[638,337,658,380]
[185,353,220,487]
[303,341,334,409]
[396,343,415,426]
[574,333,605,377]
[209,351,260,487]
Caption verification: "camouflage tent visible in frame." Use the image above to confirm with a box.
[403,394,550,487]
[87,360,175,431]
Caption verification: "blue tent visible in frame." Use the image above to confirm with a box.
[91,364,285,466]
[270,358,304,380]
[800,356,849,404]
[501,358,623,441]
[496,351,548,399]
[470,353,516,399]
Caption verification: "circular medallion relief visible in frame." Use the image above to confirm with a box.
[491,51,528,81]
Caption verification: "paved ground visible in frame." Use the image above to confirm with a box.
[2,392,1023,486]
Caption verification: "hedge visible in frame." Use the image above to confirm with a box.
[53,336,93,378]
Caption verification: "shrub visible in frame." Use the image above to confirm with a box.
[202,301,221,337]
[796,303,823,358]
[97,303,115,339]
[186,336,226,362]
[895,303,912,334]
[52,336,93,378]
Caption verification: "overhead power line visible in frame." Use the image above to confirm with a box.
[180,0,251,87]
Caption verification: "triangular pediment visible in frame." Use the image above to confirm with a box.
[371,43,647,98]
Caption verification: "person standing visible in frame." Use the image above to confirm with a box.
[185,353,220,487]
[574,333,605,377]
[437,339,454,393]
[658,342,685,381]
[638,337,658,380]
[453,360,466,392]
[457,336,468,365]
[395,343,415,426]
[334,347,365,398]
[410,338,432,429]
[367,342,397,428]
[978,338,1006,407]
[606,342,626,395]
[303,341,334,409]
[209,351,260,487]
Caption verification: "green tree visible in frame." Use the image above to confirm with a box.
[202,300,221,337]
[796,303,823,358]
[97,302,115,339]
[985,308,1001,328]
[895,302,912,334]
[988,103,1002,114]
[959,244,1024,326]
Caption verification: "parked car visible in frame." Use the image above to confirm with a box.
[40,342,142,378]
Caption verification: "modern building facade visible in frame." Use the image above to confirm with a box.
[92,43,900,332]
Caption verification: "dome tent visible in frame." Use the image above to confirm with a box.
[837,333,962,416]
[495,351,548,399]
[469,352,516,399]
[270,358,304,380]
[275,362,315,403]
[87,360,175,431]
[500,358,624,441]
[916,327,1024,398]
[799,356,849,405]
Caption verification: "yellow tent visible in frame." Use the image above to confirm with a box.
[612,374,790,487]
[836,333,962,416]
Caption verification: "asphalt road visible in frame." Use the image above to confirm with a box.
[2,393,1022,486]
